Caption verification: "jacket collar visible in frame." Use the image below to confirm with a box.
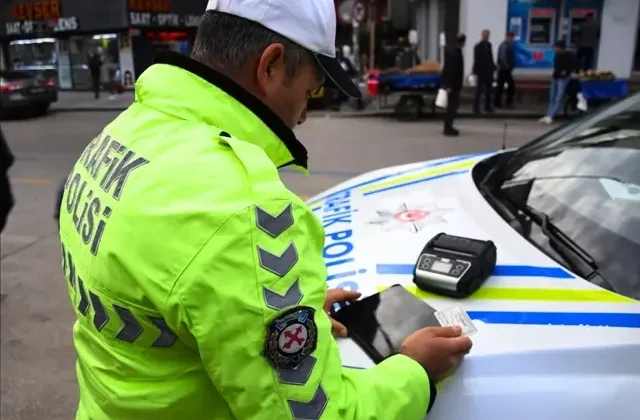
[134,51,308,171]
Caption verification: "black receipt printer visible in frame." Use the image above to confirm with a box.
[413,232,497,299]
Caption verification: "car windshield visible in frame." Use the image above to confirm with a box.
[499,93,640,300]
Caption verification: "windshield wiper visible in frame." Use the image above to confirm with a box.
[511,202,601,280]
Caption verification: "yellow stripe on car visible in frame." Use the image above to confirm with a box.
[360,160,475,194]
[376,285,635,303]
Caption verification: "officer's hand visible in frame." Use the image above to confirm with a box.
[324,288,361,338]
[400,326,473,382]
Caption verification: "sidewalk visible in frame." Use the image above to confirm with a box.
[51,91,135,112]
[51,90,552,119]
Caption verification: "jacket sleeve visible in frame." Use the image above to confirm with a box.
[165,199,432,420]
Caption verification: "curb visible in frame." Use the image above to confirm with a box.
[50,107,568,120]
[318,110,567,120]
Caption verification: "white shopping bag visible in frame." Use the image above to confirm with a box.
[435,88,448,108]
[577,92,588,112]
[467,74,477,87]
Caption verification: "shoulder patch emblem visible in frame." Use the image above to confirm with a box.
[265,306,318,369]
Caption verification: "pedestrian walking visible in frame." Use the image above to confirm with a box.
[0,128,14,233]
[472,29,496,113]
[88,49,102,99]
[540,40,578,124]
[494,32,516,109]
[441,33,466,136]
[576,12,600,71]
[57,1,473,419]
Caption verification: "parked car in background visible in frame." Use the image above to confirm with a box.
[0,70,57,118]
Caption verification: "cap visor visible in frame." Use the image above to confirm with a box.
[313,54,362,100]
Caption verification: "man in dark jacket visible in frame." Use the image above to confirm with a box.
[540,40,578,124]
[440,33,466,136]
[88,49,103,99]
[472,29,496,113]
[0,128,15,233]
[494,31,516,108]
[577,12,600,71]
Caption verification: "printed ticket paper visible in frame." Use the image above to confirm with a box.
[434,305,477,336]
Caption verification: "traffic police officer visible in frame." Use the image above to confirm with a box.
[58,1,473,419]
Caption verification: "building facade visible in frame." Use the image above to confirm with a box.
[0,0,205,90]
[412,0,640,79]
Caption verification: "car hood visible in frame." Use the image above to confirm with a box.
[305,151,640,420]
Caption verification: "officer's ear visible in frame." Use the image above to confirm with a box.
[256,43,287,96]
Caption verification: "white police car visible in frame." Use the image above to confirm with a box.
[307,93,640,420]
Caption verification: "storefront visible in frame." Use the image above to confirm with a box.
[0,0,203,90]
[455,0,640,79]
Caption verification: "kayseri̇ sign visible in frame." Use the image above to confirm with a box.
[4,0,78,36]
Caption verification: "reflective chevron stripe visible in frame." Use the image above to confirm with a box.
[258,243,299,277]
[256,204,294,237]
[67,251,76,287]
[148,316,178,347]
[61,243,67,282]
[77,277,89,315]
[89,291,109,332]
[113,304,143,343]
[276,356,316,385]
[263,279,303,311]
[288,386,328,420]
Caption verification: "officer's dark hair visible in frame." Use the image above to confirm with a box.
[191,11,314,79]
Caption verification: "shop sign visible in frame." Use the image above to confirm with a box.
[5,0,78,36]
[128,0,201,28]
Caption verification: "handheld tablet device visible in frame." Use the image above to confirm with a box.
[332,285,441,363]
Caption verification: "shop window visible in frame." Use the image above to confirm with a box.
[9,37,56,71]
[69,34,121,90]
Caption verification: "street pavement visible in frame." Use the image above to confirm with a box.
[0,111,557,419]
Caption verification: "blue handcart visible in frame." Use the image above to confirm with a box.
[374,73,442,121]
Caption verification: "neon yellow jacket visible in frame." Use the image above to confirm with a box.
[59,52,432,420]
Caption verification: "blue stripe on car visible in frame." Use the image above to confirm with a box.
[376,264,575,279]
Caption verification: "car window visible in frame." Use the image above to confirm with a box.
[515,147,640,300]
[504,96,640,300]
